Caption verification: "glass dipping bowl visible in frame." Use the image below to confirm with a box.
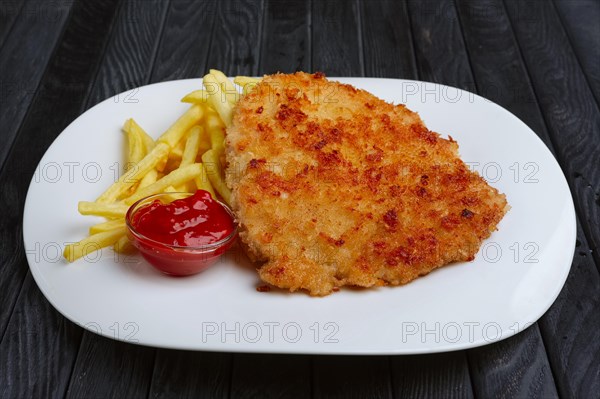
[125,192,238,276]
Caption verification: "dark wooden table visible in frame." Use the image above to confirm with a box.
[2,0,599,397]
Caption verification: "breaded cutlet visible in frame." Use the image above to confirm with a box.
[225,72,508,296]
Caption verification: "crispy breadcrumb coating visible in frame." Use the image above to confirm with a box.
[226,72,508,296]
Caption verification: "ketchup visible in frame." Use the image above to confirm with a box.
[131,190,235,247]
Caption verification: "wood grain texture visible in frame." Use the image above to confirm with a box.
[205,0,264,76]
[311,0,363,76]
[0,0,73,171]
[148,350,231,399]
[88,0,169,106]
[454,1,600,397]
[150,0,217,82]
[259,0,310,73]
[391,353,474,398]
[538,224,600,399]
[361,0,416,78]
[230,354,310,399]
[312,356,392,399]
[552,0,600,106]
[0,0,25,48]
[62,2,173,397]
[405,0,559,397]
[0,0,121,396]
[503,0,600,272]
[66,334,155,398]
[0,276,83,398]
[361,3,477,397]
[467,325,558,398]
[406,0,474,90]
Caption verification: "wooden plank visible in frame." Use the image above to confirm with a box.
[0,277,83,398]
[313,356,392,399]
[205,0,264,76]
[362,2,477,397]
[147,2,263,395]
[230,354,310,399]
[503,0,600,272]
[404,0,560,397]
[0,0,73,171]
[148,350,231,399]
[361,0,416,78]
[468,325,558,398]
[454,1,600,397]
[553,0,600,105]
[150,0,217,82]
[538,223,600,399]
[259,0,310,73]
[406,0,473,90]
[309,5,393,399]
[311,0,363,76]
[0,0,25,47]
[66,334,155,398]
[0,0,122,397]
[0,0,120,343]
[64,2,170,397]
[88,0,169,106]
[391,353,474,398]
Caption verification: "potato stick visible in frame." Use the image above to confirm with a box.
[203,74,232,126]
[113,234,136,254]
[181,89,209,104]
[210,69,238,105]
[233,76,261,87]
[124,163,204,205]
[124,121,144,167]
[181,126,202,167]
[234,76,261,95]
[194,164,217,199]
[128,119,155,153]
[170,136,186,159]
[96,143,170,203]
[136,168,158,191]
[89,219,125,235]
[201,149,231,205]
[203,110,226,150]
[163,185,177,192]
[79,201,130,218]
[157,105,203,148]
[64,227,126,262]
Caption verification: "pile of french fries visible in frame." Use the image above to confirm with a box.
[63,70,261,262]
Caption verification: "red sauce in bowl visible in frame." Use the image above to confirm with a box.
[126,190,237,276]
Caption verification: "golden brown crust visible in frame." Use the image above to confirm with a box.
[226,72,508,296]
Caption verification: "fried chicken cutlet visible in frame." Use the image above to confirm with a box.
[225,72,508,296]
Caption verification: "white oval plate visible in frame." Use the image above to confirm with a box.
[23,78,575,354]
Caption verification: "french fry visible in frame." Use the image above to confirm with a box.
[127,119,155,153]
[124,120,143,167]
[157,105,204,148]
[113,234,135,254]
[201,149,231,204]
[124,163,204,205]
[79,202,130,218]
[181,126,202,167]
[89,219,125,235]
[234,76,261,95]
[203,74,233,126]
[194,163,217,199]
[210,69,238,106]
[135,168,158,192]
[203,108,226,150]
[96,143,170,203]
[181,89,209,104]
[64,227,126,262]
